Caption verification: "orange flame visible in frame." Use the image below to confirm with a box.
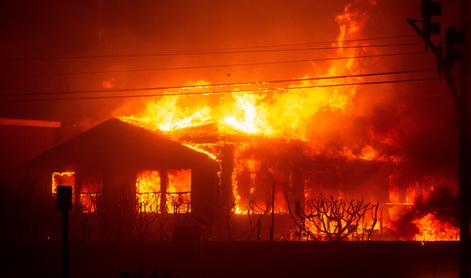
[116,2,381,219]
[135,170,191,213]
[117,3,368,141]
[413,213,459,241]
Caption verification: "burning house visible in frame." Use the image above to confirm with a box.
[2,0,470,276]
[26,117,398,241]
[26,118,219,240]
[17,0,460,243]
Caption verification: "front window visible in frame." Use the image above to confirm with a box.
[136,170,161,213]
[167,169,191,213]
[79,175,103,213]
[136,169,191,214]
[51,171,102,213]
[52,171,75,194]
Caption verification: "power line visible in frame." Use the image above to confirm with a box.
[4,51,427,77]
[0,42,422,62]
[138,34,418,52]
[1,68,436,98]
[43,51,424,76]
[0,77,438,102]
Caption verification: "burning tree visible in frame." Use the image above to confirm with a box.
[288,194,379,241]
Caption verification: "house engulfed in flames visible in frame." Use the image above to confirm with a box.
[26,118,393,241]
[26,0,460,242]
[26,116,458,242]
[27,119,219,240]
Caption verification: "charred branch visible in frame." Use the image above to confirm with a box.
[287,194,379,241]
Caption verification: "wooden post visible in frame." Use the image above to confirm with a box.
[160,169,168,214]
[406,16,470,277]
[56,185,72,278]
[459,1,470,276]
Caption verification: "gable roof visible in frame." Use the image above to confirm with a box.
[26,118,217,171]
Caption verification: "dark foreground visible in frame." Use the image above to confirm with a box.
[3,241,462,278]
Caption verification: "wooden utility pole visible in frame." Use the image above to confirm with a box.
[459,0,470,277]
[407,1,469,276]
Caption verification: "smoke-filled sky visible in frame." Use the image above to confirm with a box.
[0,0,461,121]
[0,0,464,184]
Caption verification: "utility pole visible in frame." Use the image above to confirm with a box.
[459,0,470,276]
[407,1,469,277]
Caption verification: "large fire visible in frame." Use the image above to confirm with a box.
[117,3,364,140]
[107,1,459,241]
[413,213,459,241]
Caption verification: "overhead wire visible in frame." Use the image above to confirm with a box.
[1,68,437,99]
[42,51,425,76]
[0,42,422,61]
[125,34,418,52]
[0,33,433,102]
[0,77,439,102]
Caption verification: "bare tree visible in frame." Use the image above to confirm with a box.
[134,192,166,240]
[247,200,270,241]
[168,192,193,231]
[167,192,191,215]
[75,193,102,240]
[134,192,194,240]
[287,194,379,241]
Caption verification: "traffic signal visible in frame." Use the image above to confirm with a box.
[445,25,465,68]
[421,0,442,49]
